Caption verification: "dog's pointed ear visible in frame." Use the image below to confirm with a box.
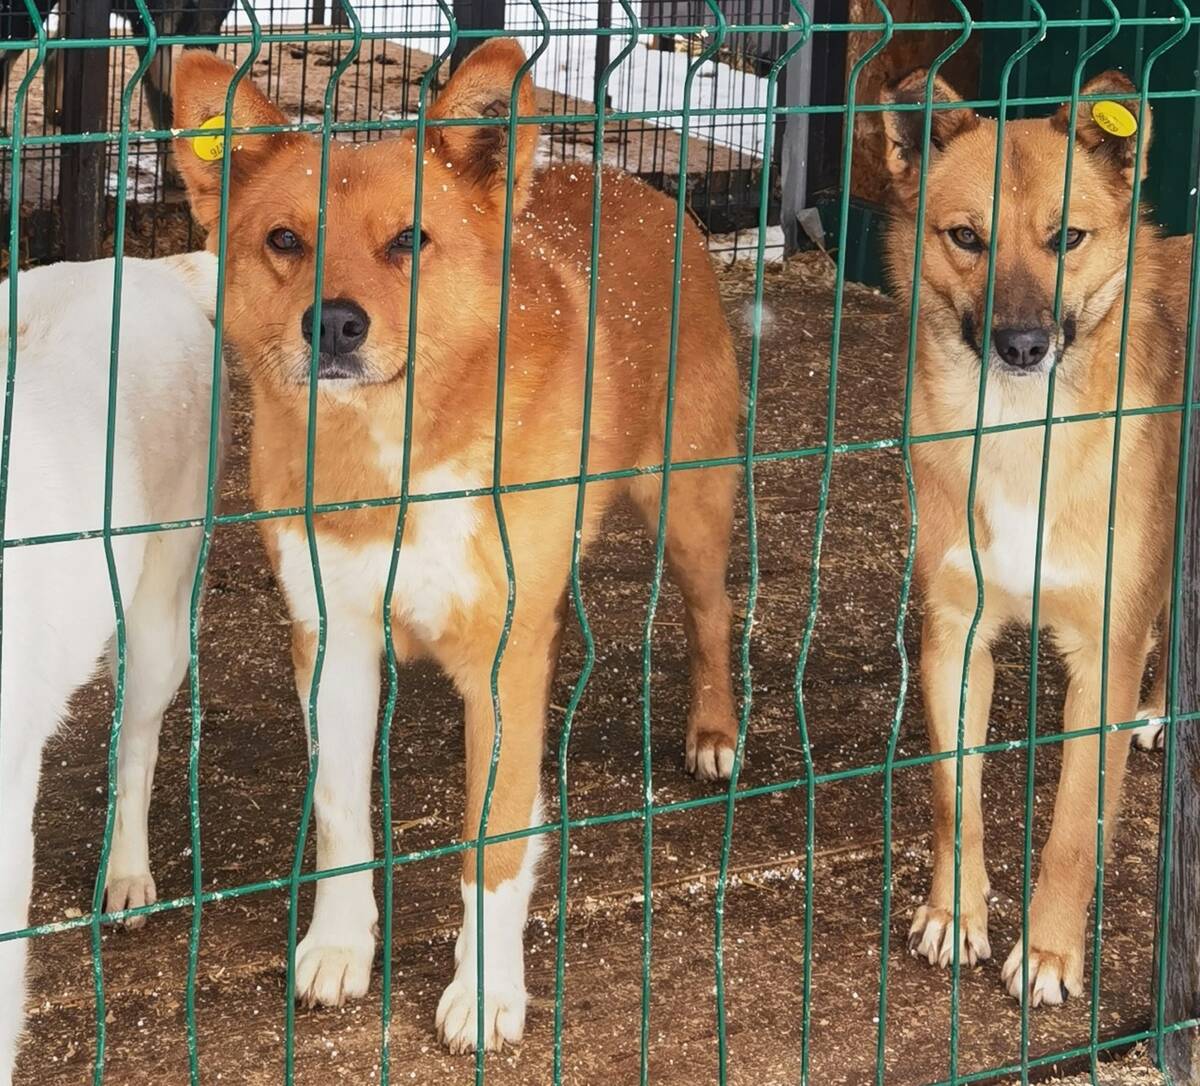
[880,69,978,206]
[172,51,291,234]
[1052,70,1150,188]
[427,39,537,213]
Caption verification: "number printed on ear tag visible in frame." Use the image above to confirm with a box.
[192,115,227,161]
[1092,100,1137,138]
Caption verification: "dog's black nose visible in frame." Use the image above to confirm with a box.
[992,327,1050,370]
[301,299,370,357]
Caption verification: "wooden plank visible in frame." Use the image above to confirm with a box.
[59,0,111,263]
[803,0,848,206]
[1163,338,1200,1083]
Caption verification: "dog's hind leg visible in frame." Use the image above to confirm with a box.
[1134,604,1169,752]
[104,532,197,929]
[626,461,739,781]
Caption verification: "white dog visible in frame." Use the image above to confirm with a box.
[0,253,222,1085]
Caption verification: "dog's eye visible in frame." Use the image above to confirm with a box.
[1052,227,1086,251]
[948,226,983,252]
[267,227,302,254]
[388,227,428,256]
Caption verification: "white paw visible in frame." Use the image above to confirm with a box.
[1001,941,1083,1007]
[908,904,991,968]
[436,974,526,1054]
[104,872,157,930]
[685,731,736,781]
[1133,708,1166,752]
[294,930,374,1007]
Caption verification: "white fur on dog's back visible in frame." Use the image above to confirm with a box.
[0,255,218,541]
[0,258,217,722]
[0,256,220,1086]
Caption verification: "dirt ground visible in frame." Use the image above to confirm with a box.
[9,246,1173,1086]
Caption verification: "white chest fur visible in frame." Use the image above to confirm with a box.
[273,466,484,640]
[943,487,1077,602]
[939,380,1085,604]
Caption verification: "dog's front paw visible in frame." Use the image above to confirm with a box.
[908,902,991,968]
[1133,706,1166,752]
[104,871,157,930]
[1001,939,1083,1007]
[436,974,526,1054]
[685,726,737,781]
[294,929,375,1008]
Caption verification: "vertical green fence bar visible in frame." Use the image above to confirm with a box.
[636,9,724,1082]
[711,5,810,1083]
[792,10,893,1083]
[0,12,44,1081]
[1018,10,1121,1083]
[948,12,1044,1083]
[376,10,456,1083]
[183,6,263,1082]
[875,10,973,1083]
[285,7,363,1082]
[0,0,46,832]
[1090,11,1191,1084]
[91,8,160,1079]
[474,16,551,1081]
[552,6,642,1082]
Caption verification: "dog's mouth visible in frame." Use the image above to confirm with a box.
[286,351,407,388]
[959,313,1075,377]
[317,352,367,382]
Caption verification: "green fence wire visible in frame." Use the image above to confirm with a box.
[1,3,1198,1085]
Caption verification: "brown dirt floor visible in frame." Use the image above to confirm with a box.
[1047,1045,1166,1084]
[9,248,1174,1085]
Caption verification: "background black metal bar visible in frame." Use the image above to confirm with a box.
[60,0,112,263]
[451,0,507,71]
[594,0,613,108]
[780,0,820,253]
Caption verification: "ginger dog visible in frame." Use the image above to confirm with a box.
[173,40,739,1050]
[881,70,1183,1006]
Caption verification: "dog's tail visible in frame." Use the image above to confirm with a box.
[160,250,220,324]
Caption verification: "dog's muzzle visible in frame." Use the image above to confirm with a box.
[991,327,1050,374]
[961,313,1066,377]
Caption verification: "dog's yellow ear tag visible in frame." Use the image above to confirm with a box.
[1092,100,1137,138]
[191,115,227,161]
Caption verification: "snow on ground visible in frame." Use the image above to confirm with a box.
[223,0,770,160]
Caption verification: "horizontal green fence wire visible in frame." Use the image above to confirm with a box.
[0,2,1197,1085]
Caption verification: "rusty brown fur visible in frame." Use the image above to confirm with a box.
[173,41,741,1031]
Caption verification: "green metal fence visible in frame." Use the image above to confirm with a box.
[2,2,1199,1084]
